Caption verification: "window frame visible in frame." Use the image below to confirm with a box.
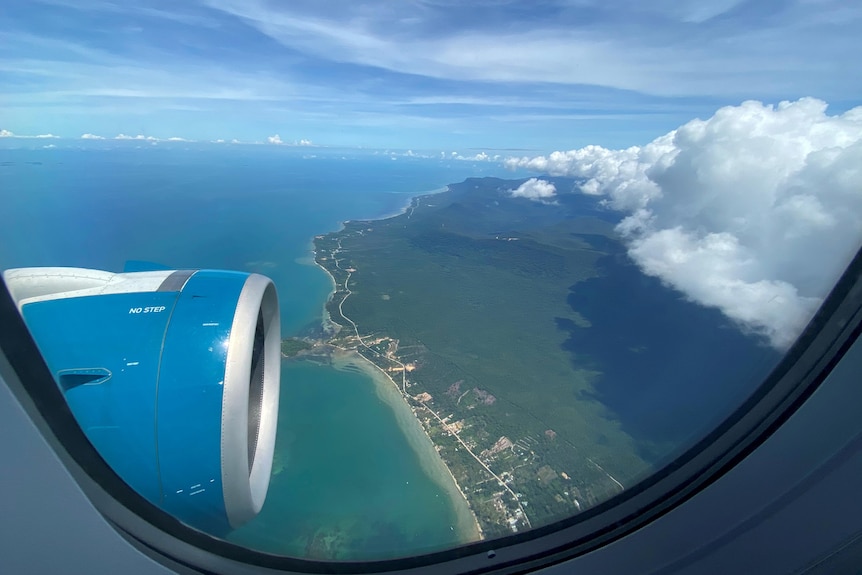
[1,247,860,575]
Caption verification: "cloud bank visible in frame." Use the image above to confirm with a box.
[115,133,158,141]
[267,134,283,144]
[511,178,557,201]
[0,129,59,139]
[506,98,862,349]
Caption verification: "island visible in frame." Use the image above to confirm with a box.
[302,176,657,538]
[281,337,313,357]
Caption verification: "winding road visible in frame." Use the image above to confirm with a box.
[329,238,532,528]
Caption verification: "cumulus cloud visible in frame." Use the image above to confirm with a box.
[459,151,501,161]
[444,151,501,161]
[510,178,557,202]
[81,133,105,139]
[0,129,13,137]
[506,98,862,350]
[267,134,283,145]
[34,133,59,139]
[167,136,190,142]
[298,138,312,146]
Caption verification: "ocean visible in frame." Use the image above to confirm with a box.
[0,144,521,559]
[0,145,517,336]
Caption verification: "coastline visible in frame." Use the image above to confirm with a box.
[312,258,339,336]
[330,348,483,543]
[305,188,447,338]
[303,181,485,543]
[373,186,449,221]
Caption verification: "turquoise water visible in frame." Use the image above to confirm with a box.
[230,360,465,559]
[0,145,520,558]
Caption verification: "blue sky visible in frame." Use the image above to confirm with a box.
[1,0,860,150]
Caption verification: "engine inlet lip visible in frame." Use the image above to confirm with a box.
[220,274,280,529]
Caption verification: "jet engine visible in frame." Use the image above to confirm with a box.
[2,267,280,534]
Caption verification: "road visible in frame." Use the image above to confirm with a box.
[329,238,532,528]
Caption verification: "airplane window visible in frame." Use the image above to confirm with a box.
[1,0,860,569]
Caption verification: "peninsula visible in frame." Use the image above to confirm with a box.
[311,177,650,537]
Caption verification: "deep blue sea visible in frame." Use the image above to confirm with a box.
[0,145,520,336]
[0,144,524,559]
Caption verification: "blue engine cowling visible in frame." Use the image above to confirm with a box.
[2,267,281,535]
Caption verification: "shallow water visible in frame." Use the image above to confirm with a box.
[0,145,515,558]
[229,358,472,559]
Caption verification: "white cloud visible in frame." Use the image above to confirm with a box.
[267,134,283,145]
[42,144,57,149]
[392,149,436,159]
[450,151,500,161]
[298,138,313,146]
[202,0,860,100]
[510,178,557,202]
[440,152,502,162]
[0,130,62,139]
[167,136,190,142]
[115,133,158,141]
[81,133,105,139]
[506,98,862,350]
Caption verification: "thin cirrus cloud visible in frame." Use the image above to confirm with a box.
[201,0,861,99]
[3,1,860,146]
[505,98,862,350]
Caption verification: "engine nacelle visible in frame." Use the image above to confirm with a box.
[2,267,280,534]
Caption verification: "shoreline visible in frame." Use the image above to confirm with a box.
[303,187,448,338]
[329,348,483,543]
[302,180,485,543]
[341,185,449,227]
[312,258,339,336]
[373,186,448,221]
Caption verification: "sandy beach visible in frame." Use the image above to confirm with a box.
[330,348,483,543]
[309,190,484,544]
